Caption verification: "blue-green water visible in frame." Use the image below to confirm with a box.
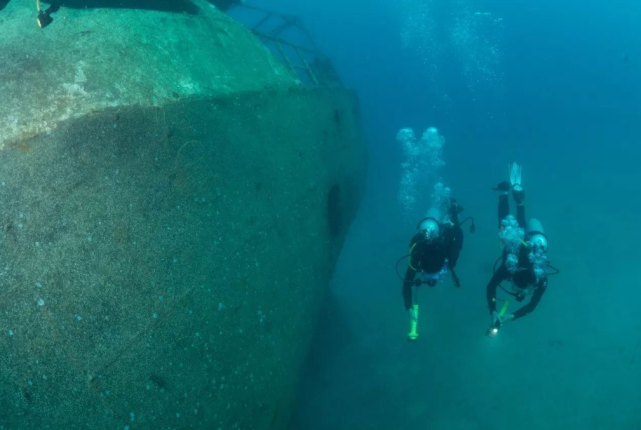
[1,0,638,427]
[239,0,641,428]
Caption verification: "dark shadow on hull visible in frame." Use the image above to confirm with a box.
[287,289,355,429]
[306,290,354,373]
[40,0,200,14]
[2,0,243,17]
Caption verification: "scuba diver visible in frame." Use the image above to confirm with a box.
[485,162,557,338]
[398,197,475,341]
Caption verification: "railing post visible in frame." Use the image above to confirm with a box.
[295,47,319,87]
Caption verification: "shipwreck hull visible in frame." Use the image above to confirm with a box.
[0,1,366,428]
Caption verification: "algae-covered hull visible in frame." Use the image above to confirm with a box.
[0,1,366,429]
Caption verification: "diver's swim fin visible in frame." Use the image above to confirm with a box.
[509,162,522,187]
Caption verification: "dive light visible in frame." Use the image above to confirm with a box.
[407,305,419,342]
[486,300,509,338]
[486,320,501,338]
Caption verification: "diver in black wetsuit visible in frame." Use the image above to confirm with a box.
[485,163,550,338]
[401,198,472,341]
[403,204,463,308]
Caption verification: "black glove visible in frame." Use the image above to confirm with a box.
[448,198,464,217]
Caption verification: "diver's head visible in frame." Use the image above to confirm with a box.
[417,218,440,241]
[417,208,441,242]
[526,218,548,253]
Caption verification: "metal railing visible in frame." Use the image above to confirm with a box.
[236,4,343,88]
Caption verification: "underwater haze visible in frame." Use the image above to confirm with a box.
[1,0,639,427]
[249,0,641,429]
